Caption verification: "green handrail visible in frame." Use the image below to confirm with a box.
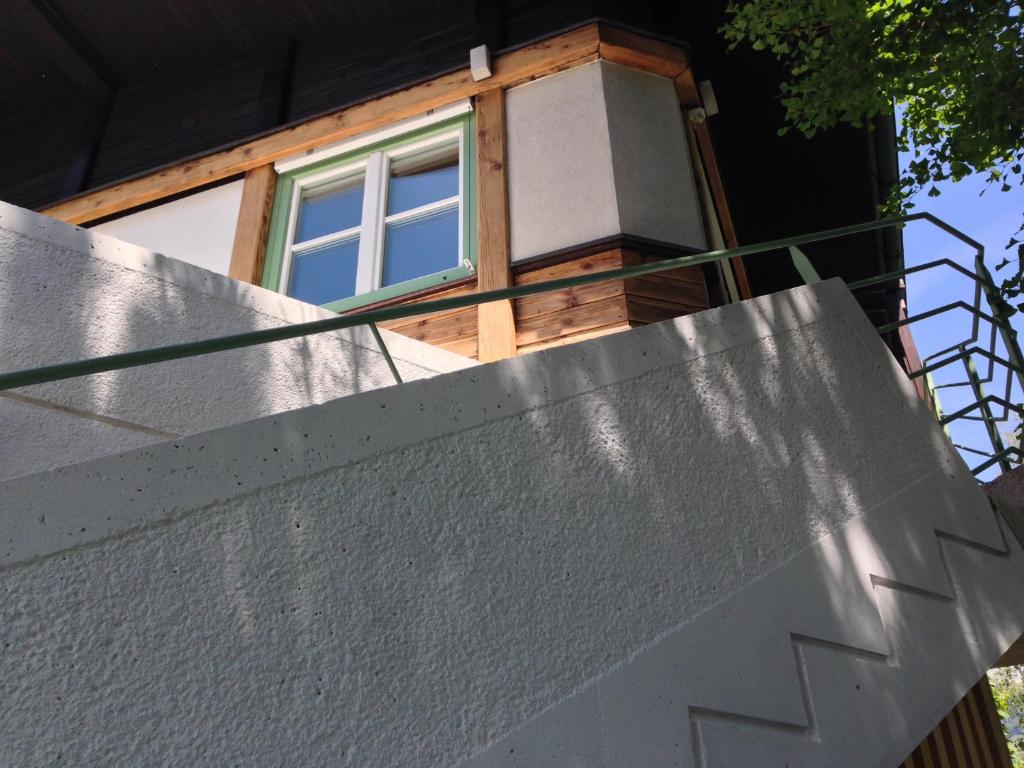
[2,211,1021,476]
[0,212,985,391]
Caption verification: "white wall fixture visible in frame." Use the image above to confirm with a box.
[2,280,1017,768]
[470,44,492,81]
[699,79,719,116]
[506,60,706,262]
[91,181,244,274]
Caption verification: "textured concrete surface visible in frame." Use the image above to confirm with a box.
[987,465,1024,548]
[506,61,706,262]
[91,179,244,275]
[0,279,1000,767]
[0,201,474,480]
[462,455,1024,768]
[0,394,165,481]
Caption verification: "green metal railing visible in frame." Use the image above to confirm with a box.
[2,212,1021,476]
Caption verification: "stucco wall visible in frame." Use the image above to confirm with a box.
[506,60,706,262]
[0,201,474,481]
[90,180,244,275]
[0,279,986,766]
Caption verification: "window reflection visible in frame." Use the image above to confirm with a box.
[288,237,360,305]
[296,174,364,243]
[382,207,459,286]
[387,145,459,216]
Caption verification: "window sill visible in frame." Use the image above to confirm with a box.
[318,264,475,314]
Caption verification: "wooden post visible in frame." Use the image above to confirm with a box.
[475,87,517,362]
[228,164,278,285]
[691,119,753,300]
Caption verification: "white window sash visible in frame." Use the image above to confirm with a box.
[278,123,467,301]
[357,151,387,294]
[274,100,472,173]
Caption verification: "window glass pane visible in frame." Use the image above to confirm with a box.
[295,174,364,243]
[386,143,459,216]
[288,237,359,305]
[382,206,458,287]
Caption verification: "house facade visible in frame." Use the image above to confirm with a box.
[1,2,1021,765]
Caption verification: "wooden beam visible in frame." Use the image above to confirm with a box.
[474,88,517,362]
[691,118,753,299]
[228,165,278,285]
[43,24,603,225]
[41,24,699,228]
[597,23,687,80]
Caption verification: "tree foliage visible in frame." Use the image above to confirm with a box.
[990,667,1024,766]
[721,0,1024,301]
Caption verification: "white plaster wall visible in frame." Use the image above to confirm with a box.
[0,279,1005,767]
[91,180,244,275]
[506,61,618,261]
[0,201,474,481]
[506,60,706,262]
[602,61,706,249]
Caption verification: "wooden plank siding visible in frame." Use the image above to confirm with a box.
[376,280,480,360]
[374,248,711,359]
[513,249,710,354]
[899,675,1014,768]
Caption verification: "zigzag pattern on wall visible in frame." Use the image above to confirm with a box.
[460,461,1024,768]
[688,517,1012,768]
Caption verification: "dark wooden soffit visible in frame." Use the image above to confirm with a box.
[1,0,461,114]
[42,23,696,226]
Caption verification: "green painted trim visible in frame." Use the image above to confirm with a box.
[261,112,476,309]
[321,265,472,313]
[261,173,295,292]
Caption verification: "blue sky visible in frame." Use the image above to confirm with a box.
[900,159,1024,478]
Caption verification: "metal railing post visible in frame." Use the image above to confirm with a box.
[960,345,1011,474]
[367,323,403,385]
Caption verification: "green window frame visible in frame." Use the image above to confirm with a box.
[262,111,477,312]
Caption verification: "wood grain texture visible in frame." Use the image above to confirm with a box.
[691,119,753,300]
[474,87,516,363]
[596,23,687,80]
[516,294,629,347]
[228,164,277,284]
[899,676,1014,768]
[40,23,697,227]
[513,249,629,349]
[42,24,602,225]
[516,322,632,355]
[377,281,479,360]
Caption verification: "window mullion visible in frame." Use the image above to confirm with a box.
[372,153,391,291]
[355,151,385,295]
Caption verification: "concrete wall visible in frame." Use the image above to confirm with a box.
[91,180,244,275]
[506,60,706,262]
[2,279,1014,767]
[0,201,474,481]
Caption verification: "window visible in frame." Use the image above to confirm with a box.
[262,109,476,311]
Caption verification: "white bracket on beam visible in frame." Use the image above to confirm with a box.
[470,45,492,82]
